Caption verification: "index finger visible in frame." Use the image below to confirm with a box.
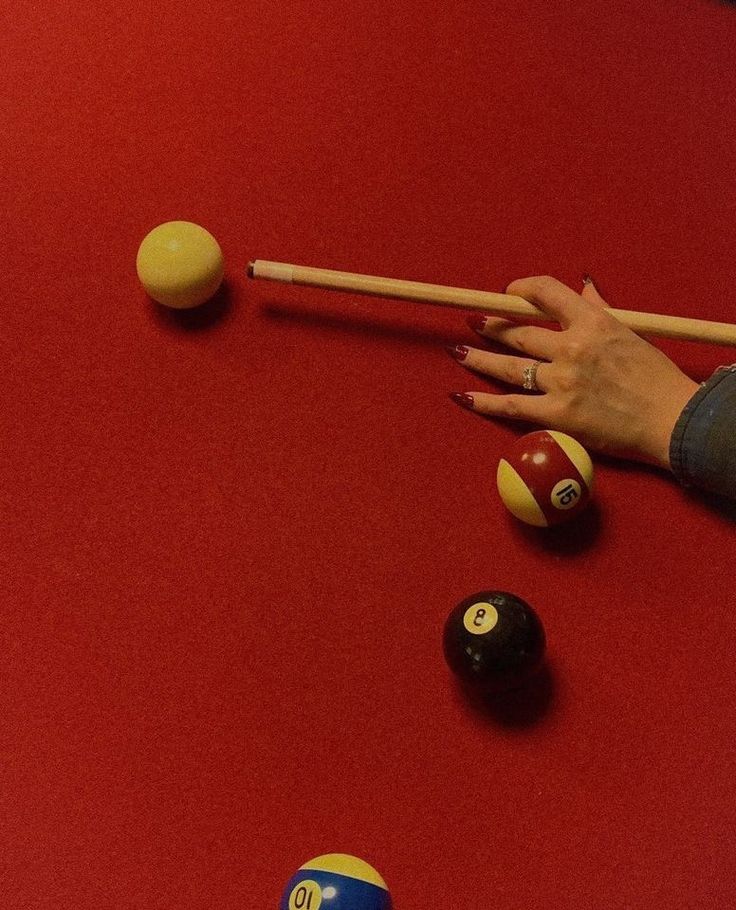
[505,276,591,329]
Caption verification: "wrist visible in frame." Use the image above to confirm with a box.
[647,379,700,471]
[670,367,736,497]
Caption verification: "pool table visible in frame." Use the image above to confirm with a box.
[3,1,736,907]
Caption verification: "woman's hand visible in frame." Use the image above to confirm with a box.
[448,276,700,468]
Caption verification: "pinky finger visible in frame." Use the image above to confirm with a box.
[581,275,609,309]
[450,390,550,423]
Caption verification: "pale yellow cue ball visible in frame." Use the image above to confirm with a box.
[136,221,224,309]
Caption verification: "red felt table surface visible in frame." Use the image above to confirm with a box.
[3,2,736,907]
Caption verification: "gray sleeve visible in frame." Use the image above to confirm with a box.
[670,366,736,500]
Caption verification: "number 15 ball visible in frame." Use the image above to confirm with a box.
[497,430,593,527]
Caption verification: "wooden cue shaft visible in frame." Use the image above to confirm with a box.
[246,260,736,347]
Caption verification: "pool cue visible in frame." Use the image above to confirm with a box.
[246,260,736,347]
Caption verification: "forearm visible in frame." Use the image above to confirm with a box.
[670,366,736,500]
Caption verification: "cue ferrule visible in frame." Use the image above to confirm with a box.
[246,260,736,346]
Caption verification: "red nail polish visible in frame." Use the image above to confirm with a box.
[445,344,469,362]
[466,315,487,333]
[450,392,475,410]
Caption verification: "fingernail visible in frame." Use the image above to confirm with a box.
[466,315,488,333]
[582,274,594,286]
[445,344,469,362]
[450,392,475,410]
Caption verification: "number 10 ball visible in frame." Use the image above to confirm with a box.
[280,854,391,910]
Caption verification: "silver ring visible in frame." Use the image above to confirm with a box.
[522,360,543,391]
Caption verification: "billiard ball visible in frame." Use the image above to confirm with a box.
[280,854,391,910]
[496,429,593,527]
[136,220,224,309]
[443,591,546,694]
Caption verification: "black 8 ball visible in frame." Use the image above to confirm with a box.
[443,591,546,694]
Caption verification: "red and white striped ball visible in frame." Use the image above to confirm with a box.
[496,430,594,527]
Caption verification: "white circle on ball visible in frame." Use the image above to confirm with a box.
[463,603,499,636]
[550,479,582,510]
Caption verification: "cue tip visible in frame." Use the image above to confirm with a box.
[246,261,255,278]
